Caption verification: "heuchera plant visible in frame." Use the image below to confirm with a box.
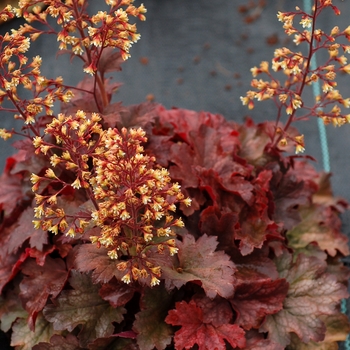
[0,0,349,349]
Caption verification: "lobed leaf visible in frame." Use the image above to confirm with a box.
[244,330,284,350]
[199,206,238,255]
[102,101,158,130]
[6,207,48,253]
[10,139,46,176]
[160,233,236,299]
[165,298,246,350]
[230,269,289,329]
[148,107,247,208]
[11,313,59,350]
[198,169,282,256]
[0,250,22,294]
[133,286,173,350]
[87,336,138,350]
[287,203,349,257]
[19,257,68,330]
[74,244,125,284]
[43,270,126,348]
[0,157,24,217]
[98,279,135,308]
[0,288,27,332]
[237,119,276,166]
[192,293,233,327]
[154,106,236,148]
[287,313,350,349]
[235,212,280,256]
[97,47,123,75]
[270,166,312,230]
[60,76,111,115]
[260,252,349,347]
[196,167,253,208]
[33,334,81,350]
[233,169,282,255]
[25,246,57,266]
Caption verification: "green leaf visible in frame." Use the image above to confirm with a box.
[286,204,349,257]
[260,252,349,347]
[287,314,350,350]
[288,335,337,350]
[43,270,126,348]
[160,233,236,298]
[11,313,59,350]
[0,288,27,332]
[133,286,173,350]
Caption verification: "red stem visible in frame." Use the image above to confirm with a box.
[272,0,319,147]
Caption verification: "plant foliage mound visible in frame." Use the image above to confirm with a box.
[0,1,349,349]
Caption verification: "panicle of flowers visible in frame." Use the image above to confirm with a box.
[0,0,146,139]
[30,112,190,286]
[3,0,146,113]
[31,110,103,237]
[10,0,146,73]
[89,127,190,286]
[240,1,350,153]
[0,4,15,22]
[0,8,73,137]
